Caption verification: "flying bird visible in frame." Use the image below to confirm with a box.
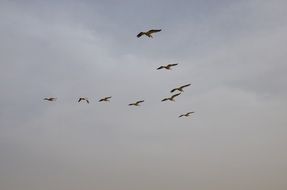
[137,29,161,38]
[129,100,144,106]
[157,63,178,70]
[43,97,57,101]
[99,96,112,102]
[78,97,89,104]
[179,112,195,118]
[170,84,191,93]
[161,93,181,102]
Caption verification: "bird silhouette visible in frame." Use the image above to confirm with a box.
[137,29,161,38]
[99,96,112,102]
[179,112,195,118]
[170,84,191,93]
[129,100,144,106]
[157,63,178,70]
[78,97,89,104]
[161,93,181,102]
[43,97,57,101]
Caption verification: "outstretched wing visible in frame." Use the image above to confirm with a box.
[170,88,178,93]
[171,93,181,99]
[181,83,191,89]
[137,32,145,38]
[78,98,82,102]
[147,29,161,34]
[137,100,144,104]
[86,99,89,104]
[168,63,178,67]
[179,114,184,118]
[161,98,169,102]
[187,112,194,115]
[157,66,165,70]
[129,103,135,106]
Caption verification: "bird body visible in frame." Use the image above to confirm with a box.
[161,93,181,102]
[78,97,89,104]
[129,100,144,106]
[157,63,178,70]
[137,29,161,38]
[43,97,57,101]
[179,112,195,118]
[99,96,112,102]
[170,84,191,93]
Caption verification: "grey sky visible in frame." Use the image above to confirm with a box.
[0,1,287,190]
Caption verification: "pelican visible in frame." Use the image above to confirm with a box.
[137,29,161,38]
[78,97,89,104]
[161,93,181,102]
[170,84,191,93]
[129,100,144,106]
[179,112,195,118]
[43,97,57,101]
[157,63,178,70]
[99,96,112,102]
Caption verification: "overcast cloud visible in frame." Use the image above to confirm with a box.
[0,1,287,190]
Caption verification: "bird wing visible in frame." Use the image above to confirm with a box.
[137,32,145,38]
[106,96,112,99]
[161,98,168,102]
[78,98,82,102]
[179,114,184,118]
[137,100,144,104]
[86,99,89,104]
[129,103,135,106]
[170,88,178,93]
[187,112,194,115]
[171,93,181,99]
[148,29,161,34]
[181,84,191,89]
[157,66,164,70]
[169,63,178,67]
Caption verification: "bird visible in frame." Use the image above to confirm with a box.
[179,112,195,118]
[129,100,144,106]
[99,96,112,102]
[137,29,161,38]
[161,93,181,102]
[43,97,57,101]
[78,97,89,104]
[157,63,178,70]
[170,84,191,93]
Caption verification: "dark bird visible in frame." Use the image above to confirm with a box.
[99,96,112,102]
[179,112,195,118]
[161,93,181,102]
[157,63,178,70]
[129,100,144,106]
[43,97,57,101]
[137,29,161,38]
[78,97,89,104]
[170,84,191,93]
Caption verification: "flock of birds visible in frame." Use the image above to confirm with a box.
[44,29,194,118]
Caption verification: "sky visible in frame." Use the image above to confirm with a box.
[0,0,287,190]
